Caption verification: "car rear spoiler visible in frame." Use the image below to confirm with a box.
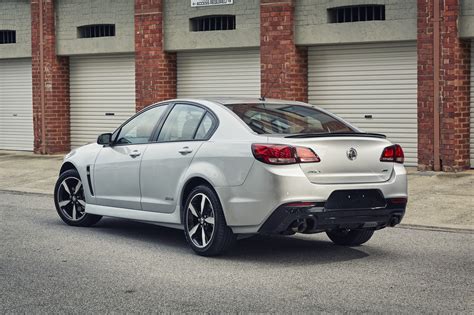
[284,132,387,139]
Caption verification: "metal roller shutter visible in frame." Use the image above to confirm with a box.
[0,58,33,151]
[471,43,474,167]
[70,54,136,148]
[308,42,418,166]
[177,49,260,98]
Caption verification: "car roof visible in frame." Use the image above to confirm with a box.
[169,97,310,106]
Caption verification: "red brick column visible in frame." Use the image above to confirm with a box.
[417,0,436,170]
[135,0,176,112]
[439,0,470,171]
[260,0,307,102]
[417,0,470,171]
[31,0,70,154]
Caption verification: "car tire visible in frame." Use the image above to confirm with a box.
[54,169,102,227]
[183,185,235,256]
[326,229,374,246]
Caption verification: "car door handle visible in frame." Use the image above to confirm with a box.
[129,150,141,158]
[178,147,193,155]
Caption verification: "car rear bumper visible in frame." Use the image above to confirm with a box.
[257,202,406,235]
[215,162,408,234]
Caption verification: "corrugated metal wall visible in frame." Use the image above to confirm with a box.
[69,54,136,148]
[177,49,260,98]
[308,42,418,166]
[0,58,33,151]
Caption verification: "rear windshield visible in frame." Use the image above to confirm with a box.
[225,103,355,135]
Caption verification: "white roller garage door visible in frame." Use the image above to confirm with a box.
[177,49,260,98]
[0,58,33,151]
[308,42,418,166]
[70,54,136,148]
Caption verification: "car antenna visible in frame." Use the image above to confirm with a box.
[260,70,285,102]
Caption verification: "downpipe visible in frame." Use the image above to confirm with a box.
[433,0,441,170]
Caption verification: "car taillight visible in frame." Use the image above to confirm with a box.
[380,144,404,164]
[295,146,321,163]
[251,144,320,165]
[388,197,408,205]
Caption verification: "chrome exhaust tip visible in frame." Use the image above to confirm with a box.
[291,219,308,233]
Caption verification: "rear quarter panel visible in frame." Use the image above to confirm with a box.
[186,141,255,188]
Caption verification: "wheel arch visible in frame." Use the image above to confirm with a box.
[180,176,220,224]
[59,161,78,175]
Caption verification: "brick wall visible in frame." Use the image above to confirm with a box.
[135,0,176,112]
[260,0,307,102]
[417,0,471,171]
[31,0,70,154]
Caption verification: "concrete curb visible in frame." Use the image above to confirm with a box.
[0,189,53,197]
[397,224,473,234]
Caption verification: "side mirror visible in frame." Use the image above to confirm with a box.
[97,133,112,145]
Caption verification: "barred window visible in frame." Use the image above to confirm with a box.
[77,24,115,38]
[190,15,236,32]
[0,30,16,44]
[328,5,385,23]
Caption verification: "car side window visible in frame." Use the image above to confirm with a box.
[115,105,167,145]
[158,104,205,142]
[194,112,216,140]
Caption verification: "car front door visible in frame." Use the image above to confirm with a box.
[93,104,168,210]
[140,103,217,213]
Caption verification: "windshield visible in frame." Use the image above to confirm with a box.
[225,103,355,135]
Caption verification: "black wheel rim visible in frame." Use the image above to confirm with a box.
[57,176,86,221]
[186,193,215,248]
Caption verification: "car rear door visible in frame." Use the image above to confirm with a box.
[93,104,168,210]
[140,103,217,213]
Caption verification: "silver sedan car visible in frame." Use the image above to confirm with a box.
[54,98,408,256]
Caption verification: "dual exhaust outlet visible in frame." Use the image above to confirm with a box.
[290,218,313,234]
[289,215,401,234]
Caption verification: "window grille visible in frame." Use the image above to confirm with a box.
[78,24,115,38]
[0,30,16,44]
[328,5,385,23]
[190,15,236,32]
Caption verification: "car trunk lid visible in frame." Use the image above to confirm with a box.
[271,134,394,184]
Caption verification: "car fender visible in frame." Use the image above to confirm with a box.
[60,143,103,203]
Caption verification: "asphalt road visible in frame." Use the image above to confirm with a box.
[1,191,472,313]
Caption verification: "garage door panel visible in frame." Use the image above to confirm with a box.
[309,42,417,166]
[312,95,416,101]
[312,84,416,90]
[314,64,416,71]
[70,54,136,148]
[177,49,260,98]
[0,58,33,151]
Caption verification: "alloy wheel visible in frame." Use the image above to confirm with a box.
[57,176,86,221]
[186,193,216,248]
